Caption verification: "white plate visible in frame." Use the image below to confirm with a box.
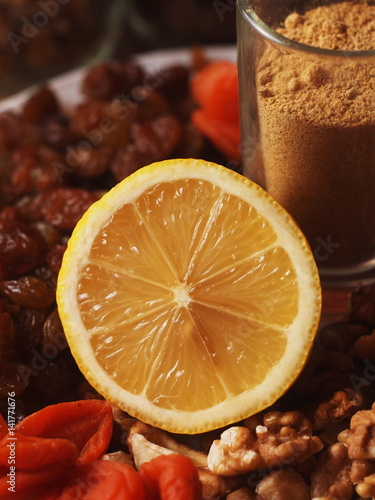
[0,45,236,113]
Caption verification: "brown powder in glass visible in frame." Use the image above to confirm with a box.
[256,1,375,273]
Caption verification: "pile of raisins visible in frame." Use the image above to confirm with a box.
[0,57,230,421]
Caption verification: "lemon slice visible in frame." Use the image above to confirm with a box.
[57,159,321,434]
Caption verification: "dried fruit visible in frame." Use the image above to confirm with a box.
[191,61,241,162]
[0,400,113,498]
[14,307,51,356]
[0,362,30,397]
[29,188,99,231]
[0,221,46,278]
[131,114,182,161]
[70,145,114,179]
[139,454,202,500]
[22,86,60,124]
[0,277,55,309]
[10,145,64,195]
[81,60,145,100]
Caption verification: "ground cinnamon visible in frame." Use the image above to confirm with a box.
[255,1,375,275]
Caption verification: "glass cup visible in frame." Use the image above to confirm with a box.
[237,0,375,311]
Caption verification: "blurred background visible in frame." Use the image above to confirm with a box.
[0,0,237,96]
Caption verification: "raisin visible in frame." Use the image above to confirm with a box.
[22,86,60,124]
[0,162,15,208]
[11,145,65,195]
[173,122,205,158]
[41,307,68,353]
[0,206,20,221]
[0,362,30,398]
[0,220,47,278]
[14,195,34,220]
[71,100,108,135]
[33,265,58,291]
[111,145,148,183]
[0,294,20,318]
[30,349,83,402]
[81,60,145,100]
[71,100,132,149]
[31,221,61,249]
[10,158,36,196]
[46,244,67,273]
[29,187,99,231]
[152,65,190,102]
[34,144,64,166]
[131,114,182,161]
[0,276,55,309]
[43,115,81,149]
[70,145,114,178]
[132,89,170,122]
[0,111,35,152]
[14,307,51,357]
[172,93,197,122]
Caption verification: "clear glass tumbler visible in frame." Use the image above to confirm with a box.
[237,0,375,296]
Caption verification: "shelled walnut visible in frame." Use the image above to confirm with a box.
[313,389,362,430]
[310,443,353,500]
[207,411,323,476]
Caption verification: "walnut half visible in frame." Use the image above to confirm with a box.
[208,411,323,476]
[256,467,310,500]
[313,388,362,430]
[339,403,375,460]
[310,443,353,500]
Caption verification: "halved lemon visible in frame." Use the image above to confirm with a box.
[57,159,321,434]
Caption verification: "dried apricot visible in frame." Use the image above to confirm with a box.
[139,454,202,500]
